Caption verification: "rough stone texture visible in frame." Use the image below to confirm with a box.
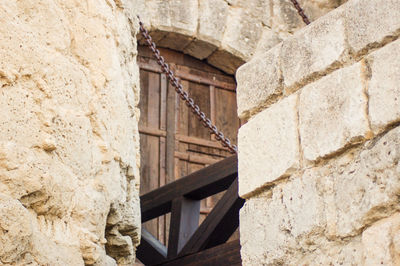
[236,44,283,119]
[299,63,372,162]
[367,38,400,134]
[362,213,400,265]
[240,125,400,265]
[0,0,141,265]
[280,7,348,91]
[238,94,299,198]
[345,0,400,57]
[237,1,400,265]
[136,0,341,74]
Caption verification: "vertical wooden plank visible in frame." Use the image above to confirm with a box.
[159,73,167,244]
[215,88,239,145]
[168,197,200,258]
[209,85,216,142]
[139,70,161,239]
[177,80,190,179]
[165,65,177,247]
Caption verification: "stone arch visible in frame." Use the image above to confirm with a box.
[134,0,341,74]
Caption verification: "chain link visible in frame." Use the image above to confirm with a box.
[137,17,238,154]
[290,0,311,25]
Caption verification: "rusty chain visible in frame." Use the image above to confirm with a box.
[290,0,311,25]
[137,17,238,154]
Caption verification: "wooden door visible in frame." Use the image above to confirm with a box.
[138,46,240,246]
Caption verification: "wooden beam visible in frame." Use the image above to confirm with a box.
[162,240,242,266]
[136,229,167,266]
[175,134,229,150]
[168,197,200,258]
[140,155,237,222]
[174,151,221,165]
[174,65,236,91]
[139,126,167,137]
[137,58,236,91]
[179,178,245,256]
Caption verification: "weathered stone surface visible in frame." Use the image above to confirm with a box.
[221,7,263,61]
[367,39,400,134]
[238,94,299,198]
[240,125,400,265]
[148,0,198,36]
[183,39,217,60]
[236,44,283,119]
[299,63,371,162]
[345,0,400,56]
[362,213,400,265]
[0,0,141,265]
[253,28,282,57]
[198,0,229,46]
[207,49,245,75]
[281,7,348,90]
[271,0,304,35]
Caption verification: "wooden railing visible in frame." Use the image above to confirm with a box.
[137,155,244,265]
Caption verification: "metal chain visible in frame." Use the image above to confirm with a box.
[290,0,311,25]
[137,17,238,154]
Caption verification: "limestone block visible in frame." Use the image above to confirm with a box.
[271,0,304,34]
[198,0,229,46]
[221,7,263,61]
[280,7,348,90]
[236,44,283,119]
[238,94,299,198]
[0,0,141,264]
[231,0,272,27]
[0,194,33,263]
[207,49,245,75]
[298,0,344,22]
[148,0,198,36]
[299,63,371,162]
[183,39,217,60]
[362,213,400,266]
[344,0,400,57]
[253,28,282,57]
[240,125,400,265]
[367,39,400,134]
[323,126,400,238]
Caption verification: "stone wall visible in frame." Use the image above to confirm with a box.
[237,0,400,264]
[133,0,343,74]
[0,0,141,265]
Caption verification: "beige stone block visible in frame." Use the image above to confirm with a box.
[207,49,245,75]
[367,39,400,134]
[236,44,283,119]
[240,125,400,265]
[183,39,217,60]
[238,94,300,198]
[253,28,282,57]
[345,0,400,56]
[362,213,400,266]
[299,63,371,162]
[281,7,348,90]
[271,0,304,33]
[323,126,400,238]
[0,0,141,264]
[221,7,263,61]
[198,0,228,46]
[157,32,193,51]
[148,0,198,36]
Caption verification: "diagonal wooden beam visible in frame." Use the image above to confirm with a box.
[161,239,242,266]
[141,155,237,223]
[178,178,245,256]
[136,229,167,265]
[167,197,200,258]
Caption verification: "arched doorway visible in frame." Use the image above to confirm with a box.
[138,45,241,246]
